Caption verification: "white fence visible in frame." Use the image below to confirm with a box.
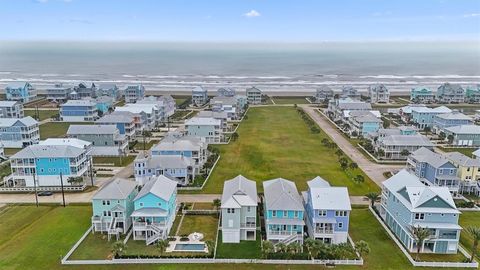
[0,184,87,193]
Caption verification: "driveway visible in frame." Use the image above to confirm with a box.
[300,104,404,187]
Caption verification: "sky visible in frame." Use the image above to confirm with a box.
[0,0,479,42]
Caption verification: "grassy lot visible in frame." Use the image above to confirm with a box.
[272,96,310,104]
[216,232,262,259]
[411,252,467,262]
[169,214,183,236]
[202,106,379,195]
[4,148,21,156]
[192,202,215,210]
[459,211,480,260]
[24,109,59,121]
[39,122,93,139]
[93,155,136,167]
[133,140,157,151]
[438,146,477,157]
[0,162,11,180]
[70,232,117,260]
[177,214,219,241]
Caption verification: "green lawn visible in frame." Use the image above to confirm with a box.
[438,147,477,157]
[177,214,219,241]
[39,122,93,139]
[4,148,21,156]
[93,155,136,167]
[24,109,59,121]
[202,107,380,195]
[0,162,11,180]
[272,97,310,104]
[459,211,480,260]
[133,140,157,151]
[69,232,117,260]
[192,202,215,210]
[216,232,262,259]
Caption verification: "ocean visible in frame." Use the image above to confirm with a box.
[0,41,479,95]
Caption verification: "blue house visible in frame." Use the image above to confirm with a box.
[263,178,305,245]
[5,82,37,103]
[302,177,351,244]
[380,170,461,254]
[96,111,137,139]
[0,116,39,148]
[432,111,473,134]
[348,111,382,136]
[410,87,435,103]
[60,99,98,122]
[411,106,452,129]
[95,96,114,114]
[98,84,121,100]
[131,175,177,245]
[192,86,208,106]
[125,84,145,103]
[91,178,138,240]
[407,147,460,195]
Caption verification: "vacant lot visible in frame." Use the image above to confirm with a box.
[39,122,93,139]
[24,109,59,121]
[272,96,310,104]
[202,106,379,195]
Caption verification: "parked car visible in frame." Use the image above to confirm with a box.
[38,191,53,196]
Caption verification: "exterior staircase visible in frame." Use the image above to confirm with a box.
[107,217,118,241]
[278,234,300,246]
[145,223,165,245]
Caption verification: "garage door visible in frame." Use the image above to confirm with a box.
[222,231,240,243]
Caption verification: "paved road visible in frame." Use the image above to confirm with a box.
[300,104,404,187]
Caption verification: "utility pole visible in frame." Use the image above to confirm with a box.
[142,129,146,152]
[89,156,94,187]
[33,173,38,207]
[60,173,65,207]
[35,105,39,120]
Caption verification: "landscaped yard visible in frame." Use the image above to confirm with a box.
[69,232,118,260]
[177,214,219,242]
[216,232,262,259]
[39,122,93,139]
[459,211,480,260]
[132,140,157,151]
[272,96,310,104]
[93,155,136,167]
[201,106,379,195]
[24,109,59,121]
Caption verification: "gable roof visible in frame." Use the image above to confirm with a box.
[307,176,331,188]
[185,117,221,126]
[445,152,480,167]
[67,125,118,135]
[134,175,177,202]
[381,134,433,147]
[445,125,480,135]
[0,116,38,128]
[410,147,453,168]
[152,135,205,151]
[40,138,91,149]
[221,175,257,208]
[308,186,351,211]
[474,148,480,158]
[435,111,472,121]
[93,178,137,200]
[12,144,86,159]
[97,112,135,123]
[263,178,304,211]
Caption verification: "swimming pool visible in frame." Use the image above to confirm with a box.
[173,243,206,252]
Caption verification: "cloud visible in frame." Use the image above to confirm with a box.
[244,10,261,18]
[35,0,48,3]
[463,13,480,18]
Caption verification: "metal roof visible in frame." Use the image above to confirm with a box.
[93,178,137,200]
[221,175,257,209]
[263,178,304,211]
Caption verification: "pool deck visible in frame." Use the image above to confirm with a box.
[166,236,208,253]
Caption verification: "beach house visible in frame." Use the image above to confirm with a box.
[445,152,480,195]
[368,84,390,103]
[197,110,229,130]
[0,101,24,118]
[91,178,138,240]
[217,87,236,97]
[95,96,115,115]
[465,85,480,103]
[246,86,262,105]
[432,111,473,134]
[315,86,334,103]
[411,106,452,129]
[46,83,74,102]
[379,170,461,254]
[0,116,39,148]
[185,117,222,143]
[340,85,361,100]
[444,125,480,147]
[348,111,382,136]
[4,138,93,190]
[114,106,152,131]
[192,86,209,106]
[5,82,37,103]
[67,125,129,156]
[407,147,460,194]
[136,96,176,123]
[263,178,305,245]
[327,98,372,122]
[60,99,98,122]
[97,84,121,100]
[210,96,241,120]
[437,83,465,103]
[221,175,258,243]
[131,175,177,245]
[375,134,434,160]
[73,82,98,99]
[410,87,435,103]
[96,111,137,140]
[125,84,145,103]
[302,177,351,244]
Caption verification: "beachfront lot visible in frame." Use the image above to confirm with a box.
[202,106,379,195]
[0,204,477,270]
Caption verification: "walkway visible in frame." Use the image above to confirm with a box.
[300,104,404,186]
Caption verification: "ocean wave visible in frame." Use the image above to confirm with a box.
[360,74,480,79]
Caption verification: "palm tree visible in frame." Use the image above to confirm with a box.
[212,198,221,210]
[231,132,239,141]
[305,238,318,259]
[377,149,385,158]
[466,226,480,262]
[205,240,215,255]
[156,239,169,255]
[288,242,302,254]
[410,225,432,261]
[349,162,358,170]
[111,241,127,258]
[365,192,380,208]
[355,240,370,257]
[262,240,274,258]
[276,242,288,253]
[353,175,365,184]
[400,149,410,157]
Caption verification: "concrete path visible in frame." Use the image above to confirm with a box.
[300,104,404,187]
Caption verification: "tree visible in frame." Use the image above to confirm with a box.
[67,176,84,185]
[262,240,274,258]
[339,157,348,170]
[447,134,454,144]
[288,242,302,254]
[400,149,410,157]
[111,241,127,258]
[321,138,330,146]
[410,225,432,261]
[438,132,446,140]
[354,175,365,184]
[383,119,391,129]
[231,132,239,141]
[335,149,344,157]
[365,192,380,208]
[305,238,318,259]
[351,131,358,137]
[377,148,385,157]
[212,198,221,210]
[156,239,169,255]
[276,242,288,253]
[349,162,358,170]
[423,126,431,135]
[466,226,480,262]
[205,240,215,254]
[355,240,370,257]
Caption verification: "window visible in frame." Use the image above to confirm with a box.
[106,200,110,205]
[414,213,425,220]
[102,200,106,205]
[272,210,276,217]
[103,211,107,216]
[335,211,347,217]
[247,206,251,212]
[227,208,235,214]
[294,211,299,218]
[338,222,343,228]
[319,210,327,217]
[139,202,143,207]
[283,211,287,218]
[158,203,161,206]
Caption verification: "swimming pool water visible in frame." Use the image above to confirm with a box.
[174,243,205,251]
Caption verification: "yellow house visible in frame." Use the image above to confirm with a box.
[445,152,480,195]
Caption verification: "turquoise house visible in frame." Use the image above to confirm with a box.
[410,87,435,103]
[465,85,480,103]
[131,175,177,245]
[5,82,37,103]
[263,178,305,245]
[91,178,138,240]
[95,96,114,114]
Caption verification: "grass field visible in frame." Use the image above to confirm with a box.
[39,122,93,139]
[459,211,480,260]
[24,109,59,121]
[272,97,310,104]
[93,155,136,167]
[438,146,477,157]
[192,202,215,210]
[216,233,262,259]
[4,148,21,156]
[177,214,219,242]
[202,106,379,195]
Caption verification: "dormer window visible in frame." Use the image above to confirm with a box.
[414,213,425,220]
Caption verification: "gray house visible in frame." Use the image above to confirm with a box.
[375,134,434,160]
[217,87,236,97]
[192,86,208,106]
[67,125,129,156]
[46,83,74,102]
[437,83,465,103]
[246,87,262,105]
[221,175,258,243]
[315,86,334,103]
[368,84,390,103]
[341,85,361,100]
[0,101,24,118]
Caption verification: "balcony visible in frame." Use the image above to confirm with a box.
[240,222,256,228]
[314,228,334,234]
[268,230,295,236]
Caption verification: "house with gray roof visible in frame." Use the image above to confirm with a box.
[5,82,37,103]
[73,82,98,99]
[445,152,480,195]
[444,125,480,147]
[125,84,145,103]
[263,178,305,245]
[315,86,334,103]
[340,85,361,99]
[327,98,372,122]
[368,84,390,103]
[379,170,461,254]
[246,86,262,105]
[217,87,236,97]
[185,116,222,143]
[375,134,434,160]
[192,86,209,106]
[91,178,138,240]
[46,83,74,102]
[221,175,258,243]
[0,116,39,148]
[98,84,121,100]
[0,101,24,119]
[197,110,228,130]
[348,111,382,136]
[67,125,129,156]
[60,99,98,122]
[96,111,137,139]
[432,111,473,134]
[437,83,465,103]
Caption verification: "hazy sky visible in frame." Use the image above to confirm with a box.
[1,0,479,41]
